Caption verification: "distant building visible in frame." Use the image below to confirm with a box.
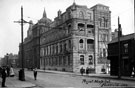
[111,29,118,39]
[1,53,18,67]
[108,33,135,76]
[21,3,111,73]
[111,27,123,40]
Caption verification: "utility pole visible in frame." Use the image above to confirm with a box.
[14,6,25,81]
[21,6,25,81]
[118,16,121,79]
[18,6,25,81]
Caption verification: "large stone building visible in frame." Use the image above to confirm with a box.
[20,3,111,73]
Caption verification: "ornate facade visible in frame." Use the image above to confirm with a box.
[21,3,111,73]
[40,3,111,73]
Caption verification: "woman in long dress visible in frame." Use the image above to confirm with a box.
[10,66,15,77]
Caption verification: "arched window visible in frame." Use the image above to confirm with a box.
[80,55,84,65]
[80,39,83,43]
[79,39,84,49]
[79,11,84,19]
[68,24,71,34]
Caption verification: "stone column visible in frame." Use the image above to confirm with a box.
[94,9,99,73]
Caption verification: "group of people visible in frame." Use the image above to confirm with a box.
[0,65,15,87]
[80,67,93,76]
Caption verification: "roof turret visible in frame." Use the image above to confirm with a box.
[38,8,52,25]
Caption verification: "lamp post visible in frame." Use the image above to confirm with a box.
[6,53,9,66]
[14,6,25,81]
[19,6,25,81]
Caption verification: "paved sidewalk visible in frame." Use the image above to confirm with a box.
[37,69,135,81]
[0,76,36,88]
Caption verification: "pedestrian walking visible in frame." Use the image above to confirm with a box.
[0,67,2,77]
[10,66,15,77]
[1,66,7,87]
[131,66,135,77]
[86,67,89,76]
[80,67,85,76]
[33,68,37,80]
[6,66,10,77]
[130,61,135,77]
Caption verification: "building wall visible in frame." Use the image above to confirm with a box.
[91,4,111,73]
[108,36,135,76]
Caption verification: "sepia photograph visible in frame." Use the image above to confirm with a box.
[0,0,134,88]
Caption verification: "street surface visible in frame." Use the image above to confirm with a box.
[15,69,135,88]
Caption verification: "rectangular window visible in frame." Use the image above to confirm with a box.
[48,46,50,55]
[88,55,93,65]
[87,13,91,20]
[59,56,62,65]
[87,39,94,51]
[103,48,106,57]
[124,43,128,53]
[56,57,57,65]
[63,56,66,66]
[99,48,103,57]
[57,57,59,66]
[60,44,62,53]
[56,45,58,54]
[80,55,84,65]
[68,40,71,49]
[68,55,70,65]
[80,43,83,48]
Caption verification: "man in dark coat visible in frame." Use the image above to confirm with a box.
[80,67,85,76]
[86,67,89,76]
[33,68,37,80]
[0,67,2,77]
[6,66,10,77]
[1,66,7,87]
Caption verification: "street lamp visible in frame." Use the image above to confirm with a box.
[6,53,9,66]
[14,6,26,81]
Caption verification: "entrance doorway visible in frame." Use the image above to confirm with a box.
[122,57,130,76]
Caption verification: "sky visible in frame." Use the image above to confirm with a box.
[0,0,134,57]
